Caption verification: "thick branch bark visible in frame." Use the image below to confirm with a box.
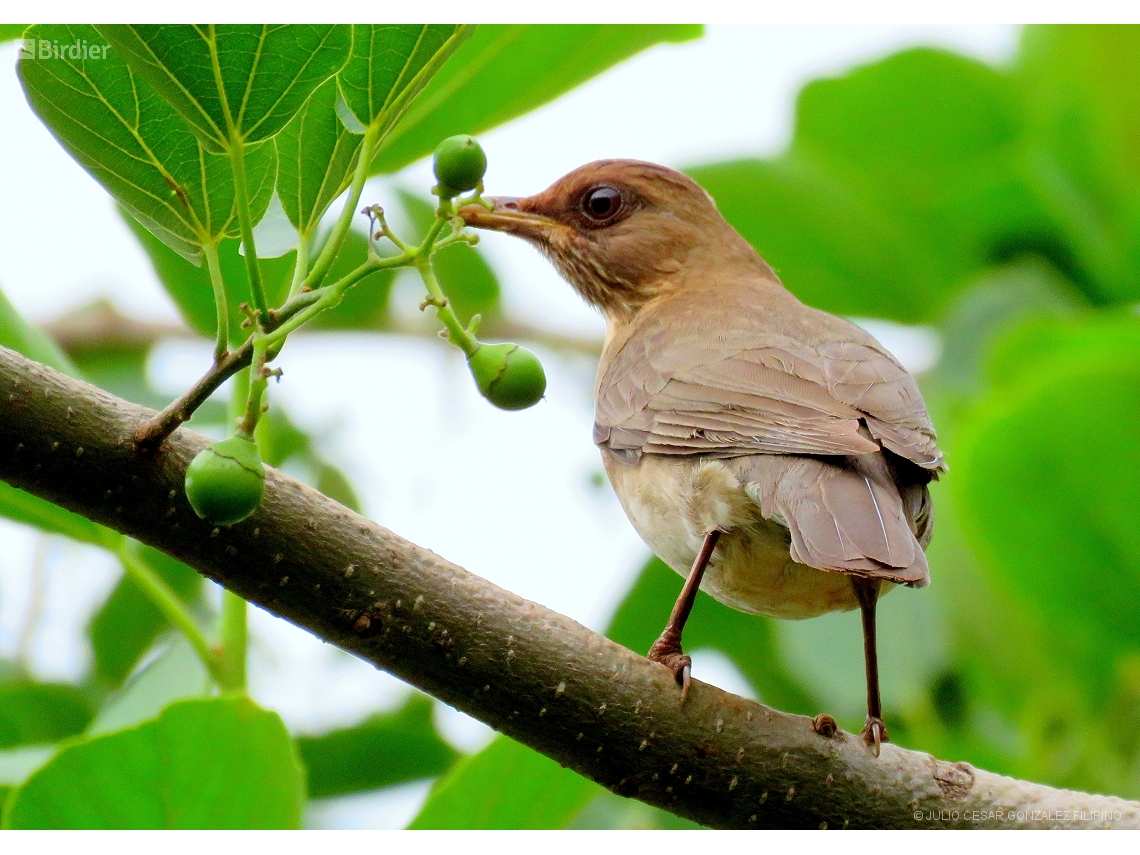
[1,344,1137,829]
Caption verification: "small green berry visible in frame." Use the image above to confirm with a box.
[184,435,265,525]
[467,342,547,411]
[433,135,487,196]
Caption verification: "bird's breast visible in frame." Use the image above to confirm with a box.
[602,452,866,619]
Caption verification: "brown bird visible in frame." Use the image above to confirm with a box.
[460,160,945,752]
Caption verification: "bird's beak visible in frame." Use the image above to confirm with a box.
[457,196,557,242]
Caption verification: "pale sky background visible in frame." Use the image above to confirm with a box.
[0,24,1019,828]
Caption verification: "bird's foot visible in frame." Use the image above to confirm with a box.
[861,716,889,757]
[648,631,692,702]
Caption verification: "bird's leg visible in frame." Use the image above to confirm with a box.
[648,529,721,702]
[852,575,889,755]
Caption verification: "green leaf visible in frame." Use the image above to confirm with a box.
[3,696,304,829]
[298,694,458,799]
[0,482,120,549]
[275,77,363,236]
[338,25,471,133]
[0,25,28,43]
[97,25,352,150]
[572,791,703,829]
[1018,26,1140,304]
[0,286,76,376]
[399,190,500,321]
[409,735,599,829]
[607,557,818,715]
[690,156,923,321]
[88,546,204,689]
[19,25,276,262]
[122,208,294,343]
[371,25,703,175]
[0,683,94,750]
[88,639,210,736]
[67,340,168,410]
[0,746,55,803]
[690,48,1056,323]
[953,313,1140,695]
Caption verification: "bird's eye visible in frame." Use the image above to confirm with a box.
[581,186,622,221]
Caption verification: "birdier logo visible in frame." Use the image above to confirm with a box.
[20,38,110,61]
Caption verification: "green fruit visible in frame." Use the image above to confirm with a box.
[433,135,487,195]
[467,342,547,411]
[184,435,266,525]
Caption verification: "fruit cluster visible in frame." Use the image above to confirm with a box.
[183,135,546,526]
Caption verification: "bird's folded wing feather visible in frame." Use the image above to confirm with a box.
[594,288,945,472]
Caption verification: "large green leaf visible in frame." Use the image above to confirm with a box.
[1018,26,1140,304]
[409,734,599,829]
[19,25,276,263]
[0,25,27,43]
[298,694,458,799]
[371,25,703,175]
[97,25,351,150]
[0,286,75,376]
[88,546,204,689]
[0,482,120,549]
[274,26,470,237]
[67,340,168,411]
[88,639,211,736]
[691,48,1056,323]
[339,25,471,132]
[122,208,294,343]
[3,696,304,829]
[953,314,1140,696]
[275,77,363,237]
[0,683,94,750]
[690,157,916,320]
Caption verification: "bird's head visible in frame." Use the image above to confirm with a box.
[459,159,765,324]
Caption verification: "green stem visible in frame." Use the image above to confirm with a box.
[227,135,269,324]
[304,121,382,291]
[117,540,225,685]
[239,339,269,438]
[219,589,248,692]
[266,255,413,345]
[203,242,229,360]
[215,373,254,692]
[229,365,250,434]
[287,231,309,300]
[412,210,479,356]
[414,254,478,356]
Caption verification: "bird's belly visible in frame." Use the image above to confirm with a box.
[603,453,868,619]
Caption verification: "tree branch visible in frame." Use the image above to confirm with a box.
[1,344,1137,830]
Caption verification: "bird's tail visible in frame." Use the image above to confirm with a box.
[731,453,930,587]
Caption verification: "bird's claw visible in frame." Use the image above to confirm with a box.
[861,716,889,757]
[647,636,692,702]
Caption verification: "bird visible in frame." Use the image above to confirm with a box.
[459,159,945,753]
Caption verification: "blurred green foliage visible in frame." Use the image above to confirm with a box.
[1,22,1137,830]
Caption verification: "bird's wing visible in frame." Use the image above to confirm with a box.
[594,289,944,471]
